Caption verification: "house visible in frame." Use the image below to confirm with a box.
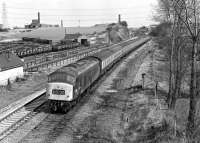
[0,52,24,85]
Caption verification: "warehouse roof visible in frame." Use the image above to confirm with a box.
[0,52,24,71]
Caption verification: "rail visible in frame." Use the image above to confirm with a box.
[24,48,101,72]
[0,89,46,122]
[24,37,139,72]
[0,89,46,140]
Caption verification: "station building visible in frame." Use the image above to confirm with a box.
[0,52,24,85]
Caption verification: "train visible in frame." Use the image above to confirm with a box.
[46,37,150,112]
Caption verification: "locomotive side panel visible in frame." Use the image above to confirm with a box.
[75,58,101,97]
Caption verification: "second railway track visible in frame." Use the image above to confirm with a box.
[0,90,46,141]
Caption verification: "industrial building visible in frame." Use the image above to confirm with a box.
[0,52,24,85]
[25,12,59,29]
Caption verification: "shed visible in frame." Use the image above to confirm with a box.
[78,35,89,46]
[0,52,24,85]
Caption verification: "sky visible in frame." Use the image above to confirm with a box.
[0,0,158,28]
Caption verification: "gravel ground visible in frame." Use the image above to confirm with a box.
[1,41,159,143]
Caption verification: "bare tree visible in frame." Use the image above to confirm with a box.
[154,0,185,109]
[171,0,200,137]
[154,0,200,140]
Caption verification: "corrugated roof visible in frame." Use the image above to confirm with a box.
[0,52,24,71]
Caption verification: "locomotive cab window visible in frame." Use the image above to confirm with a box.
[48,73,75,84]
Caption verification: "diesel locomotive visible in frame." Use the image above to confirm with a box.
[46,37,150,112]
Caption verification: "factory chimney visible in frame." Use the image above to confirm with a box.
[38,12,40,24]
[118,14,121,23]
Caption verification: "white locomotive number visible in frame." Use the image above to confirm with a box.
[52,89,65,95]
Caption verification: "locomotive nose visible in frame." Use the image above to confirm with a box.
[47,82,73,101]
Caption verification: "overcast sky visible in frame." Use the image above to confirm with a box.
[0,0,158,28]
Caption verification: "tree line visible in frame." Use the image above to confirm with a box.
[150,0,200,140]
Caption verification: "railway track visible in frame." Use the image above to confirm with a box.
[23,44,110,72]
[0,46,107,140]
[24,43,107,61]
[0,90,46,141]
[24,44,105,64]
[24,38,140,72]
[0,37,150,141]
